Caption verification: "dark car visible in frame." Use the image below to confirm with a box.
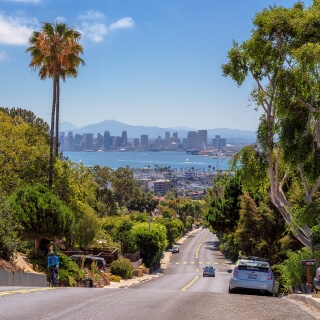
[70,254,107,272]
[203,265,215,277]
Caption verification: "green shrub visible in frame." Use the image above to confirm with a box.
[106,274,122,282]
[110,257,133,279]
[273,248,320,294]
[58,269,77,287]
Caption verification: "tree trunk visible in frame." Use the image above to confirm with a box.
[34,238,41,252]
[48,76,57,188]
[55,77,60,157]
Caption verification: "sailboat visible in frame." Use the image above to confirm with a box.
[183,157,189,162]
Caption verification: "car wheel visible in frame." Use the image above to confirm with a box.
[228,286,234,294]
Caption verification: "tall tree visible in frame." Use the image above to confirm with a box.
[222,1,320,247]
[0,111,49,194]
[26,22,85,187]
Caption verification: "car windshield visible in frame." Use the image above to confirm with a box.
[205,265,214,269]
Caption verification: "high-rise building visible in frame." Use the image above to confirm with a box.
[74,133,83,151]
[83,133,94,151]
[198,130,208,148]
[96,133,104,150]
[122,130,127,148]
[141,134,149,147]
[212,135,226,149]
[187,131,198,148]
[134,138,139,148]
[172,132,178,142]
[67,132,74,151]
[165,132,170,145]
[104,130,111,150]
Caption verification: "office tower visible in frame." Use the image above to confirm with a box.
[104,130,111,150]
[141,134,149,147]
[97,133,104,150]
[122,130,127,147]
[83,133,94,151]
[187,131,198,148]
[165,132,170,145]
[198,130,208,148]
[74,133,83,151]
[212,135,226,149]
[67,132,74,151]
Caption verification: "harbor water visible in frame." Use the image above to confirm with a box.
[62,151,230,172]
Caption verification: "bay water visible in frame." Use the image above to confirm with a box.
[62,151,230,171]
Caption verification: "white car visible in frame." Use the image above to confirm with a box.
[229,256,274,296]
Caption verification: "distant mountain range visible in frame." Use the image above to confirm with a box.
[60,119,257,144]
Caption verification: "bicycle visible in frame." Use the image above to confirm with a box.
[49,266,59,287]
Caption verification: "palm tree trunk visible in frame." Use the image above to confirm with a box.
[49,76,57,188]
[55,77,60,157]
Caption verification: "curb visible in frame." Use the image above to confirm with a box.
[286,294,320,311]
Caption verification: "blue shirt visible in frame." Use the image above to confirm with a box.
[48,255,59,267]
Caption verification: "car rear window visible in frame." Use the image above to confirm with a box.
[238,265,269,272]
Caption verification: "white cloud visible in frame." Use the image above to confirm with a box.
[78,11,135,43]
[79,22,108,43]
[0,50,8,60]
[78,10,105,21]
[109,17,135,31]
[0,13,38,45]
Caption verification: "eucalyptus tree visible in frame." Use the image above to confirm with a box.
[0,110,49,194]
[26,22,85,187]
[222,1,320,248]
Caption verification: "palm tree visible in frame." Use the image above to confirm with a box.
[26,22,85,187]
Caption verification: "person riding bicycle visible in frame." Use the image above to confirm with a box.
[48,251,59,272]
[48,251,59,286]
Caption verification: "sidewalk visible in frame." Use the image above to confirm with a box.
[105,229,198,288]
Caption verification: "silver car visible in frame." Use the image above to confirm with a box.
[229,256,274,296]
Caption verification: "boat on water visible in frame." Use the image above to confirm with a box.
[183,157,189,162]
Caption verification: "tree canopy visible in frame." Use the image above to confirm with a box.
[222,1,320,247]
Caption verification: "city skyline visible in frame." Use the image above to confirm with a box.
[0,0,311,131]
[60,127,228,152]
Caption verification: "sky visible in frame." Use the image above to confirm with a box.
[0,0,313,131]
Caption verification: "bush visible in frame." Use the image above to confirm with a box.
[58,252,85,286]
[106,274,122,282]
[273,248,320,294]
[110,257,133,279]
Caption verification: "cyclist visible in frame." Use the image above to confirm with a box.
[48,251,59,286]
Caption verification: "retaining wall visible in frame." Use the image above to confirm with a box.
[0,270,47,287]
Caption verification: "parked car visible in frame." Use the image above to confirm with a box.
[172,245,180,253]
[229,256,274,296]
[203,265,215,277]
[69,254,107,272]
[314,267,320,291]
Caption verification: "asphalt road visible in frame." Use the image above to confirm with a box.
[131,230,231,292]
[1,229,320,320]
